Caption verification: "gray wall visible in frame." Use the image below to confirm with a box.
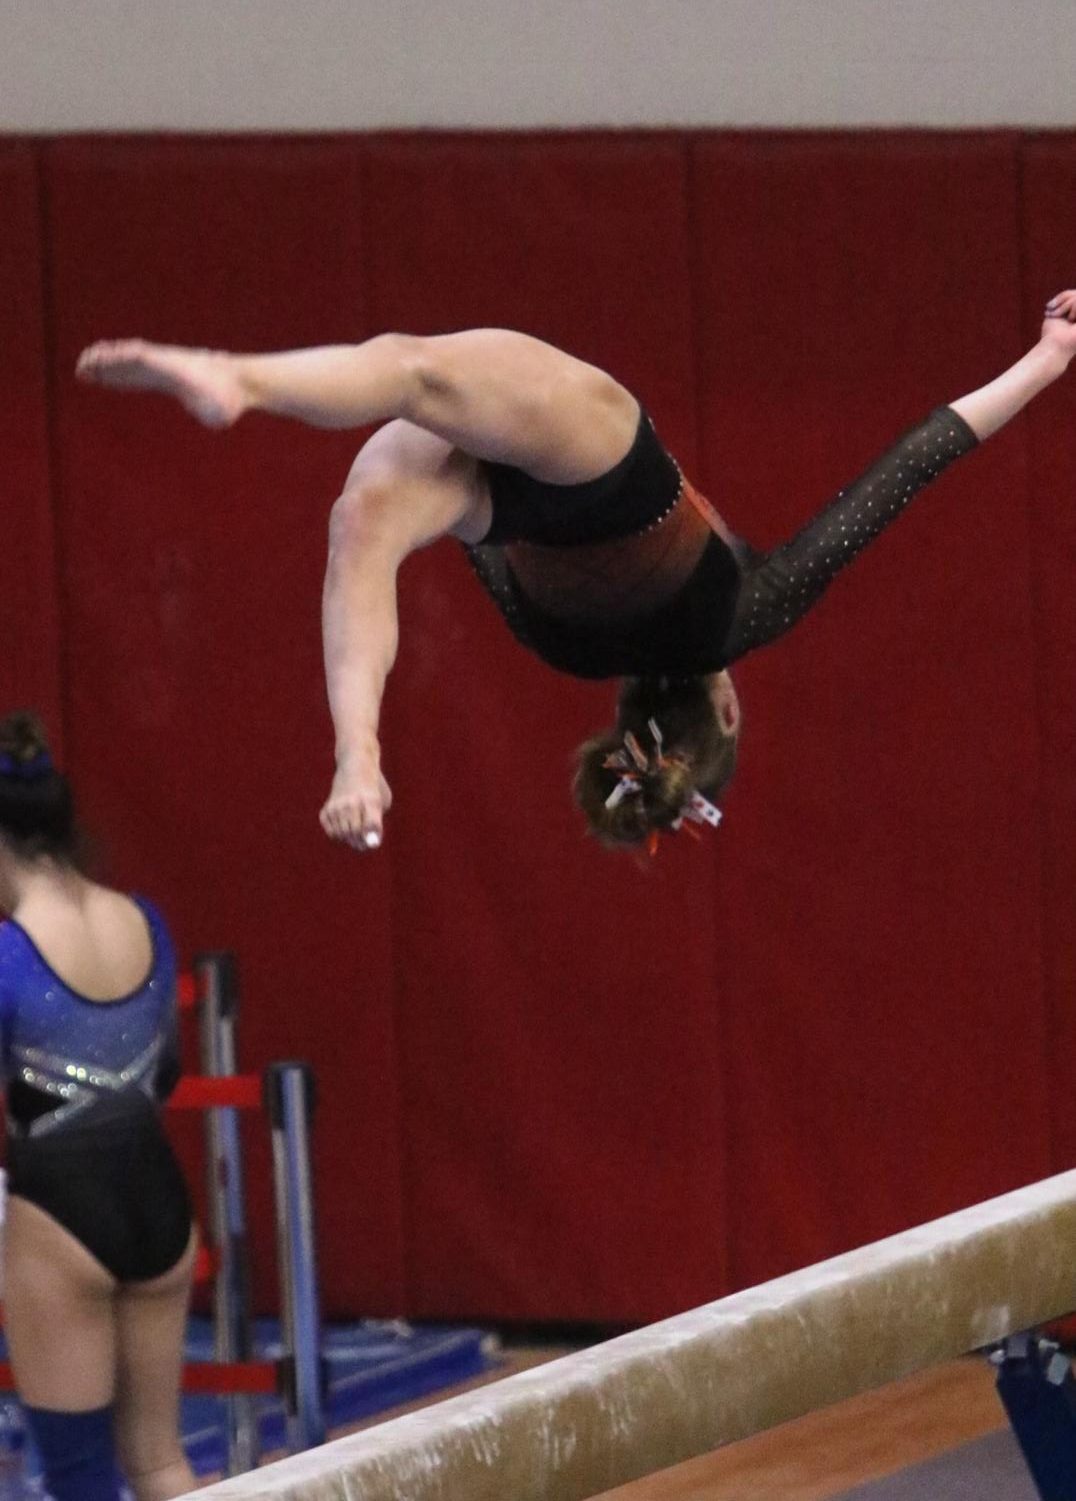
[2,0,1074,132]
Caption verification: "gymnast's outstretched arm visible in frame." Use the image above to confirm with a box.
[722,291,1076,661]
[318,425,486,851]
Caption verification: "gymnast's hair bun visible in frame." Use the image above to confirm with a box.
[573,731,695,847]
[0,710,53,771]
[572,675,738,852]
[0,710,84,867]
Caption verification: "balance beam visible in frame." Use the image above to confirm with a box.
[188,1169,1076,1501]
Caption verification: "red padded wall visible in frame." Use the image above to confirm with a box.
[3,129,1072,1321]
[40,138,406,1316]
[691,134,1048,1285]
[364,135,727,1320]
[1021,133,1076,1168]
[0,145,62,734]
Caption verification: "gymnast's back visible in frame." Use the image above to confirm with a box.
[0,890,180,1138]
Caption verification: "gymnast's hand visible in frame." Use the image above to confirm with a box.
[1042,291,1076,356]
[319,753,392,851]
[76,339,248,428]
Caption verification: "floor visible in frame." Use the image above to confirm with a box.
[590,1356,1009,1499]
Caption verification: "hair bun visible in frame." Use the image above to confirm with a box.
[574,730,695,848]
[573,677,738,854]
[0,711,53,772]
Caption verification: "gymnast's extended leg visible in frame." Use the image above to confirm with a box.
[77,328,640,482]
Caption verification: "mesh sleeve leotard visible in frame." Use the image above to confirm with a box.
[720,406,979,663]
[0,896,193,1281]
[466,405,979,679]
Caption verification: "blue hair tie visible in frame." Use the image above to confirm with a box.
[0,750,54,781]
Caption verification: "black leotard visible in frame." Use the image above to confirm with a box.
[482,408,682,546]
[467,405,979,679]
[0,898,192,1282]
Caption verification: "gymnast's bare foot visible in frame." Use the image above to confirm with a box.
[76,340,249,428]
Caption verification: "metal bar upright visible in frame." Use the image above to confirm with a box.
[195,952,260,1475]
[266,1061,325,1452]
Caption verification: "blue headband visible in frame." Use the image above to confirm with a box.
[0,750,54,782]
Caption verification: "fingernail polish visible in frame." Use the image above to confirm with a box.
[365,831,381,849]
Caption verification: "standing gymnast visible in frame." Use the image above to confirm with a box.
[78,290,1076,853]
[0,713,196,1501]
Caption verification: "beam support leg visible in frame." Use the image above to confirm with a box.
[994,1333,1076,1500]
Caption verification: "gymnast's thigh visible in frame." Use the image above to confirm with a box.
[2,1194,117,1410]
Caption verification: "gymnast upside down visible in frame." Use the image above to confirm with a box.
[77,291,1076,853]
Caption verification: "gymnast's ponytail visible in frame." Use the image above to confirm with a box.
[573,676,738,850]
[0,711,83,867]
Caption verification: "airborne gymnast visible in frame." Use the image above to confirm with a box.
[78,291,1076,853]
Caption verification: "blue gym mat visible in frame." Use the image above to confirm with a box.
[182,1318,498,1474]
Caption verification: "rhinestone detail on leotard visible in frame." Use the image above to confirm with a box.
[721,408,978,662]
[0,899,179,1139]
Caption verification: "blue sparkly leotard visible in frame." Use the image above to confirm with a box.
[0,896,192,1281]
[467,405,979,679]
